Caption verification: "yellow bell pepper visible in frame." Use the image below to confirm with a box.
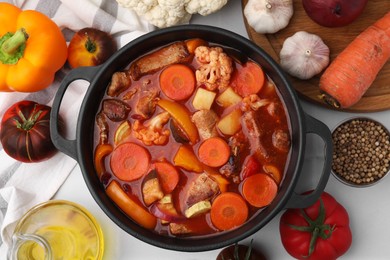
[173,145,230,192]
[106,180,157,230]
[157,99,199,144]
[173,145,203,173]
[94,143,113,178]
[0,3,67,92]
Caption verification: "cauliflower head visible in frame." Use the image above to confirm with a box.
[186,0,228,16]
[133,111,171,145]
[116,0,229,28]
[194,46,233,91]
[241,94,271,112]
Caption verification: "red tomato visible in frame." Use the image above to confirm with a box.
[0,100,58,162]
[279,191,352,260]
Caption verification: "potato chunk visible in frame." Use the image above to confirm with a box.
[184,200,211,218]
[216,87,242,107]
[142,173,164,206]
[192,88,216,110]
[217,109,242,135]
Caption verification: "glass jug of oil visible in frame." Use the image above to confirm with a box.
[8,200,104,260]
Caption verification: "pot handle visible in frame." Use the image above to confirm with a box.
[285,114,333,209]
[50,66,99,160]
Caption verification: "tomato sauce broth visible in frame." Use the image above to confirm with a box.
[93,40,291,237]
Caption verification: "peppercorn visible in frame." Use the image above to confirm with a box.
[331,118,390,186]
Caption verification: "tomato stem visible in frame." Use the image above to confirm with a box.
[85,36,97,53]
[15,104,43,131]
[287,199,334,258]
[0,28,29,65]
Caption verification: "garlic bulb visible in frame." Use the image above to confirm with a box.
[244,0,293,34]
[280,31,330,80]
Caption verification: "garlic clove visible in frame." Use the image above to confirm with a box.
[280,31,330,80]
[244,0,294,34]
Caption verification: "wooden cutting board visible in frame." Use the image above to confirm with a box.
[241,0,390,112]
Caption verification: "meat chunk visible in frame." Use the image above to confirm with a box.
[191,109,219,140]
[142,171,164,206]
[194,46,233,91]
[267,102,282,118]
[102,99,131,122]
[130,42,191,81]
[219,132,248,183]
[219,164,238,183]
[242,111,269,162]
[169,223,192,235]
[185,173,219,207]
[272,129,291,151]
[242,111,262,141]
[96,111,109,144]
[107,71,132,97]
[122,88,138,101]
[135,88,159,119]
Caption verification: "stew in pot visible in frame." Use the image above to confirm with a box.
[93,39,291,236]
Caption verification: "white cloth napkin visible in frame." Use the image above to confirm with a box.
[0,0,153,256]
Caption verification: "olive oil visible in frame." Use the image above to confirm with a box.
[17,225,100,259]
[11,201,104,260]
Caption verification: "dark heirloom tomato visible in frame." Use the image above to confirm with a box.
[216,242,267,260]
[279,191,352,260]
[0,100,58,162]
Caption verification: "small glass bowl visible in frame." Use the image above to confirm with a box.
[331,117,390,188]
[9,200,104,260]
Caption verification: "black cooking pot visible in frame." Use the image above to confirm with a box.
[50,25,332,252]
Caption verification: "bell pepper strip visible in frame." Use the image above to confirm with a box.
[202,165,229,192]
[0,3,67,92]
[240,155,262,180]
[157,99,199,144]
[173,145,230,192]
[263,164,282,184]
[94,143,113,178]
[279,191,352,260]
[106,180,157,230]
[173,145,203,173]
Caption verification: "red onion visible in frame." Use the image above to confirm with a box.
[302,0,368,27]
[150,202,184,222]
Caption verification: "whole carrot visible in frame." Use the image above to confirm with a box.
[319,11,390,108]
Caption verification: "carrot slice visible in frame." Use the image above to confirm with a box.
[198,137,230,167]
[160,64,195,101]
[210,192,248,231]
[242,173,278,208]
[106,180,157,229]
[110,142,150,181]
[154,161,180,194]
[232,61,265,97]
